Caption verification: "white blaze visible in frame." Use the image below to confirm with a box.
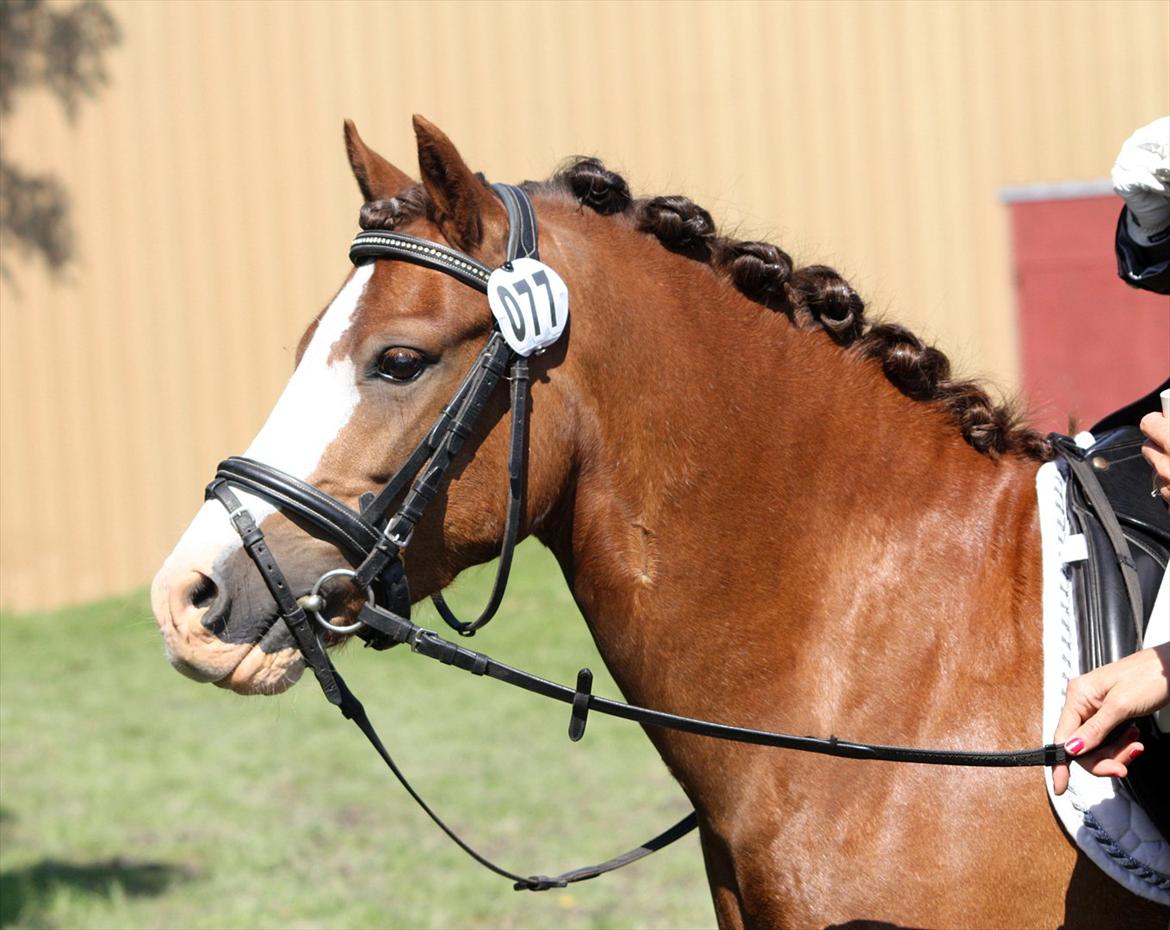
[243,263,371,482]
[164,264,372,572]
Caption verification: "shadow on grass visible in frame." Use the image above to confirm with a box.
[0,858,190,928]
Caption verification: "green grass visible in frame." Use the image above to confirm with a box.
[0,542,715,929]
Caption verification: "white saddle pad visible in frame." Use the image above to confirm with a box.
[1036,452,1170,906]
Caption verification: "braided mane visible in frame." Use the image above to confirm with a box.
[359,159,1052,461]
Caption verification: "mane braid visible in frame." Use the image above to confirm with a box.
[356,161,1052,462]
[545,158,1053,462]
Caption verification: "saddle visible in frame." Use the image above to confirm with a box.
[1051,422,1170,840]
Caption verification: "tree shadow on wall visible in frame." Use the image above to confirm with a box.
[0,0,120,283]
[0,857,191,928]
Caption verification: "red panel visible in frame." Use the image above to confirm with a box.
[1010,196,1169,434]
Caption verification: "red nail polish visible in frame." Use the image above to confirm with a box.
[1129,746,1144,762]
[1065,737,1085,755]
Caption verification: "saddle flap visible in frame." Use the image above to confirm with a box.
[1057,426,1170,851]
[1063,426,1170,669]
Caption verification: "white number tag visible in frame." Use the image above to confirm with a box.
[487,257,569,357]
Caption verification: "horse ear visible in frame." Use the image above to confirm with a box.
[344,119,414,202]
[412,114,503,252]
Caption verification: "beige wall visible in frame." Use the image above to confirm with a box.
[2,0,1168,610]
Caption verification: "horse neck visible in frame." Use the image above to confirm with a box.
[541,229,1042,762]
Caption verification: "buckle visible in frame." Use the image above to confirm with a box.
[385,524,413,550]
[409,627,437,654]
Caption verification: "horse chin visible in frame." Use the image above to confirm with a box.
[215,644,306,695]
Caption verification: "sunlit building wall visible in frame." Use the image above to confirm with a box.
[2,0,1167,609]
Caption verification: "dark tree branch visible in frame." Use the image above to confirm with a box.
[0,0,120,280]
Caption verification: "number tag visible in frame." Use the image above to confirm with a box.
[487,258,569,357]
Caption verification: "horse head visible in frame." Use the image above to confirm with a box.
[151,118,582,694]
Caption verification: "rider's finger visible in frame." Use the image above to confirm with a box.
[1052,686,1095,793]
[1053,763,1070,796]
[1142,442,1170,484]
[1078,738,1144,777]
[1063,706,1135,756]
[1053,695,1088,744]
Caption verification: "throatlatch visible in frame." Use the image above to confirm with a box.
[206,182,1069,894]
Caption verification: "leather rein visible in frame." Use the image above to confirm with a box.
[205,183,1069,892]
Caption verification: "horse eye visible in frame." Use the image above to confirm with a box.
[376,347,426,383]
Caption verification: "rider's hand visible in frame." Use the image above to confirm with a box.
[1052,643,1170,795]
[1112,117,1170,244]
[1141,410,1170,506]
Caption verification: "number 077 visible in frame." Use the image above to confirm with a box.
[499,269,557,341]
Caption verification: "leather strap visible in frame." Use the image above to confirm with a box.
[205,480,344,705]
[214,457,381,559]
[332,657,698,892]
[356,604,1070,769]
[357,339,498,528]
[516,813,699,890]
[349,231,490,292]
[428,185,537,636]
[431,356,529,636]
[492,183,539,261]
[429,184,535,637]
[1052,434,1145,642]
[352,334,514,592]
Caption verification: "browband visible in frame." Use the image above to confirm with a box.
[348,183,537,287]
[348,231,490,291]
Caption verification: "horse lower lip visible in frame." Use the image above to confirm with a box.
[169,654,226,684]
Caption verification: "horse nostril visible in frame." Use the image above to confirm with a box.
[188,572,219,610]
[164,570,232,640]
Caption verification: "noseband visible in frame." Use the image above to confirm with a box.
[204,184,1070,893]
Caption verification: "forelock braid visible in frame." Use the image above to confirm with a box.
[358,184,429,230]
[559,159,1053,460]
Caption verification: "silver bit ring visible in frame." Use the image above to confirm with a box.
[302,568,374,635]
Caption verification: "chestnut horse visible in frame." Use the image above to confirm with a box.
[152,117,1167,928]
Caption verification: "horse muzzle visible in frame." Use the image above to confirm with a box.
[150,503,351,693]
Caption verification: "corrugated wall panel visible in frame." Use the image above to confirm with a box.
[1,0,1167,609]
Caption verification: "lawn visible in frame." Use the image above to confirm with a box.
[0,541,715,929]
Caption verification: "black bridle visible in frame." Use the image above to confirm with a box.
[205,183,1069,892]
